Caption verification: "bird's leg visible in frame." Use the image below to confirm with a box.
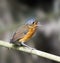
[20,42,35,50]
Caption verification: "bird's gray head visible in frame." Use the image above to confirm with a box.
[25,18,41,27]
[25,18,36,25]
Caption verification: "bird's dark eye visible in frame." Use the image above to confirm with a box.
[32,22,35,24]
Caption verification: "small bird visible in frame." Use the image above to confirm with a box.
[10,18,40,47]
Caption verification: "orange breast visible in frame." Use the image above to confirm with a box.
[19,27,36,42]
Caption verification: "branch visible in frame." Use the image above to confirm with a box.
[0,40,60,62]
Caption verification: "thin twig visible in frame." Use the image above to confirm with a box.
[0,40,60,62]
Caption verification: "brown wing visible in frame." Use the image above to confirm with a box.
[11,25,29,42]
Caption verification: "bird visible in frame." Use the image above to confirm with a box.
[10,18,40,48]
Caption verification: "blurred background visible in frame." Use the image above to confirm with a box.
[0,0,60,63]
